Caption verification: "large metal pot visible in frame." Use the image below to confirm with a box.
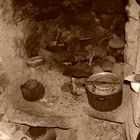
[85,72,123,112]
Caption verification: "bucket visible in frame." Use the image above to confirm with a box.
[85,72,123,112]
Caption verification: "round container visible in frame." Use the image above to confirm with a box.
[85,72,123,112]
[20,79,45,102]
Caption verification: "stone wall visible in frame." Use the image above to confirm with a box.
[125,0,140,69]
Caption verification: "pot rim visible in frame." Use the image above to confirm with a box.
[21,79,43,90]
[85,72,123,95]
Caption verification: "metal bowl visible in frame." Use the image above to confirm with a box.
[26,56,45,67]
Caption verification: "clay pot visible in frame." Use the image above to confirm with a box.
[27,127,47,139]
[20,79,45,102]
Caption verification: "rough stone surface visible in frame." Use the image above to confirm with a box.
[101,60,113,72]
[125,0,140,66]
[104,55,116,63]
[92,65,104,74]
[108,38,124,49]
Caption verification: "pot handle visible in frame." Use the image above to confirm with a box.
[96,97,106,101]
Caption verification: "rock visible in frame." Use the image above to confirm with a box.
[104,55,116,63]
[108,38,124,49]
[0,73,10,91]
[35,6,60,21]
[0,94,7,115]
[116,54,124,62]
[49,63,70,73]
[92,0,125,14]
[72,52,89,58]
[0,122,16,140]
[106,46,115,56]
[84,44,94,52]
[75,78,86,85]
[61,81,72,92]
[101,60,113,72]
[6,105,72,129]
[122,63,134,78]
[79,37,92,46]
[45,129,57,140]
[52,53,75,63]
[72,77,86,95]
[92,65,104,74]
[100,13,113,21]
[56,128,77,140]
[63,68,91,78]
[68,37,83,52]
[12,130,31,140]
[63,62,92,78]
[134,74,140,82]
[16,124,29,134]
[112,63,123,77]
[100,13,115,28]
[39,49,52,62]
[87,46,107,58]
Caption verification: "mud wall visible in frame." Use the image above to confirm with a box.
[0,0,26,90]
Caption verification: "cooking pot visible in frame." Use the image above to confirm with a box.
[85,72,123,112]
[20,79,45,102]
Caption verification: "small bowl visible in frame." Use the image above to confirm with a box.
[130,82,140,93]
[27,56,45,67]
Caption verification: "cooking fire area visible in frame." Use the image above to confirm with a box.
[0,0,140,140]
